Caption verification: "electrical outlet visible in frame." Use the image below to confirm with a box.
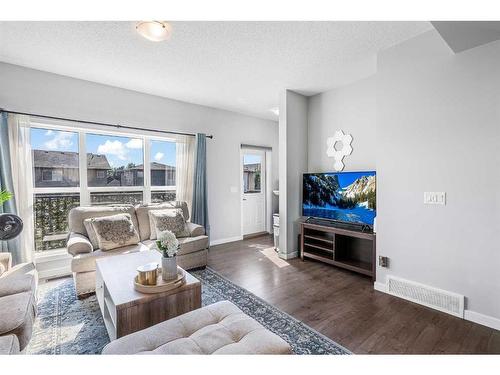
[379,256,389,268]
[424,192,446,205]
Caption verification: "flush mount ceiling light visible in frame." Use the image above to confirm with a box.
[136,21,172,42]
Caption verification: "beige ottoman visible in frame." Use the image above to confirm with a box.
[0,335,20,355]
[102,301,292,355]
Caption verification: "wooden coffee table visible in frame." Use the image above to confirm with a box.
[95,250,201,341]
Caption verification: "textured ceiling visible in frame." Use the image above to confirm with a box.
[0,21,432,120]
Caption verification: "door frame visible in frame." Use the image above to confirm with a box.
[240,145,273,238]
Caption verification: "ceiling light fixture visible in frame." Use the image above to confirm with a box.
[136,21,172,42]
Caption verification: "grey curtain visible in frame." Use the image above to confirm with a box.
[0,112,20,259]
[191,133,209,238]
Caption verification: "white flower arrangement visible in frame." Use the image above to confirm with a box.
[156,230,179,258]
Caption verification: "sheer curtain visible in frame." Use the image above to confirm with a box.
[7,114,34,263]
[175,135,195,215]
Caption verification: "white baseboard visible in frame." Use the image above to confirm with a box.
[464,310,500,331]
[374,280,500,332]
[373,281,387,293]
[210,236,243,246]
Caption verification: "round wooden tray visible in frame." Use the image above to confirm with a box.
[134,266,186,294]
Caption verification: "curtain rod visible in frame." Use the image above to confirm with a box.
[0,109,214,139]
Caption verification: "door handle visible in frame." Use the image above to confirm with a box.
[242,198,247,201]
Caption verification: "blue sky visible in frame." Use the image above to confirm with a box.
[306,171,376,188]
[31,128,176,168]
[332,171,375,188]
[243,154,261,165]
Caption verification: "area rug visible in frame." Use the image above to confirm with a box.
[28,267,350,355]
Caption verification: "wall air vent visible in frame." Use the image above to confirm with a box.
[386,276,464,318]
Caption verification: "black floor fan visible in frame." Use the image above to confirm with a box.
[0,213,23,240]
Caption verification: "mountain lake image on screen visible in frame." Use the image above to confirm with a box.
[302,171,376,226]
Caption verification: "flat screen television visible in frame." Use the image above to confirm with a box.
[302,171,376,226]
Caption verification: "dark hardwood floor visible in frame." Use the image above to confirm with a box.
[208,235,500,354]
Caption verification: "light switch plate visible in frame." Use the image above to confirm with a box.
[424,192,446,205]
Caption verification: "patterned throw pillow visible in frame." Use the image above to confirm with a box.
[149,209,190,239]
[89,213,140,251]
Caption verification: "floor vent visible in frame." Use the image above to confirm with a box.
[386,276,464,318]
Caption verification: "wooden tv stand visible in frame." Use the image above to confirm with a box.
[300,221,376,280]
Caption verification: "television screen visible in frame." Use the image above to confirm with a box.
[302,171,376,226]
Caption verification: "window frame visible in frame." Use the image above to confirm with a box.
[30,120,177,253]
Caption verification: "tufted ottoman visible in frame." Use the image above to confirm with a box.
[102,300,292,354]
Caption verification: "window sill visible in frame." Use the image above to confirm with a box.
[35,248,71,263]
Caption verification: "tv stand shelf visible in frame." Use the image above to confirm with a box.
[300,222,376,280]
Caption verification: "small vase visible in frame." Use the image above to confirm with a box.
[162,256,177,281]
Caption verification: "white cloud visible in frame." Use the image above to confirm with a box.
[97,140,128,160]
[44,131,74,150]
[45,130,53,136]
[125,138,142,149]
[154,152,164,161]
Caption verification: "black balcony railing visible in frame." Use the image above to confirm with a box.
[34,193,80,251]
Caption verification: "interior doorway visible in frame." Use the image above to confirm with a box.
[241,147,267,237]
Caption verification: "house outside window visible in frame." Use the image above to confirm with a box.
[30,125,177,253]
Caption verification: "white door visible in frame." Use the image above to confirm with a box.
[241,149,266,236]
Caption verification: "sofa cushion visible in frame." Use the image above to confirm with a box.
[89,213,140,251]
[71,242,150,273]
[0,263,37,298]
[0,291,36,351]
[148,209,190,240]
[135,202,189,241]
[143,235,208,256]
[0,262,5,277]
[68,205,139,237]
[0,334,20,355]
[102,300,291,355]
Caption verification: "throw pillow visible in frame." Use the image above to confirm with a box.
[0,262,5,277]
[83,218,99,250]
[149,209,190,239]
[90,213,140,251]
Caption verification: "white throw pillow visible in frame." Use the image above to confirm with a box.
[89,213,140,251]
[148,209,190,240]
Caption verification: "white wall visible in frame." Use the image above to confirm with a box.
[376,30,500,321]
[279,89,308,258]
[0,62,279,245]
[308,76,376,172]
[304,30,500,326]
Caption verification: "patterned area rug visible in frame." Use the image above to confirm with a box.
[28,267,350,355]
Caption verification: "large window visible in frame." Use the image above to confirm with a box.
[150,140,176,186]
[86,134,144,187]
[31,128,80,188]
[31,124,176,252]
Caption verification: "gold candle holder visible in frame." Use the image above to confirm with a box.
[136,263,159,286]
